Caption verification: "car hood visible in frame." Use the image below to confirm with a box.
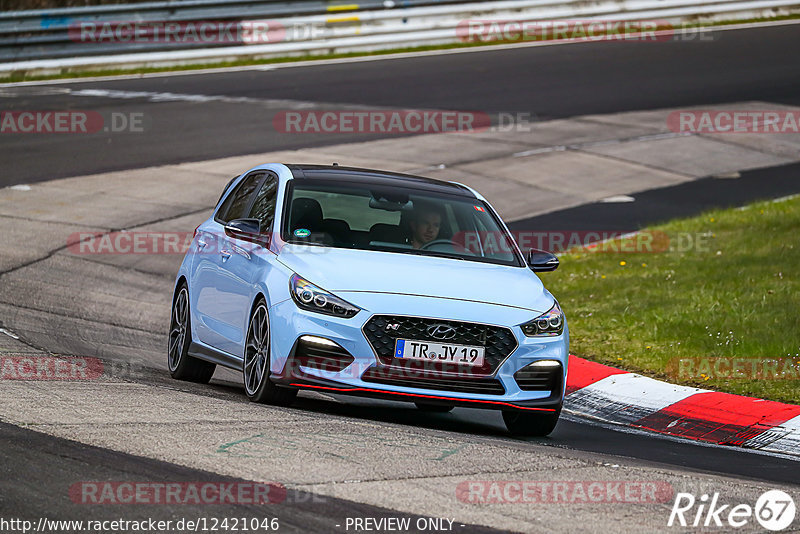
[276,245,552,313]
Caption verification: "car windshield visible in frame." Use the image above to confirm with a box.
[282,180,522,266]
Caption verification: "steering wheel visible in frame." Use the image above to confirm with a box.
[420,239,456,250]
[420,239,475,256]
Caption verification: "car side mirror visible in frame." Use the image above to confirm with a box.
[527,248,559,272]
[225,218,269,247]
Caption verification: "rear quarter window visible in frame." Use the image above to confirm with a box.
[215,173,263,224]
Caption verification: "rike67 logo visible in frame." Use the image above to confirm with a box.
[668,490,796,531]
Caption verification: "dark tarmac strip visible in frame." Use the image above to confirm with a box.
[509,161,800,233]
[1,24,799,185]
[0,421,503,533]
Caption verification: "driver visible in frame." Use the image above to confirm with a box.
[408,204,443,249]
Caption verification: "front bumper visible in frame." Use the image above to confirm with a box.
[267,294,568,412]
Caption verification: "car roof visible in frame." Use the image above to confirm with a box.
[285,164,476,198]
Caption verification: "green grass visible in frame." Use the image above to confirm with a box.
[546,195,800,404]
[2,14,798,84]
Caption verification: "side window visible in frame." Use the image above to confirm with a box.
[216,172,263,224]
[215,174,241,208]
[247,174,278,232]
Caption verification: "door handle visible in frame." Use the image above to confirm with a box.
[197,238,208,250]
[220,249,232,261]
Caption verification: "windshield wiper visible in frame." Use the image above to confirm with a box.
[404,249,466,261]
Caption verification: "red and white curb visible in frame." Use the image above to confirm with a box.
[564,355,800,457]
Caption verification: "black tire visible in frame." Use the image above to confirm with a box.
[243,299,297,406]
[168,284,216,383]
[415,402,454,413]
[502,407,561,437]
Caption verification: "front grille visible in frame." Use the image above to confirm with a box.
[361,366,505,395]
[514,363,563,393]
[293,338,354,372]
[362,315,518,376]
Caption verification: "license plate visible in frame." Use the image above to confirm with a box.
[393,339,485,367]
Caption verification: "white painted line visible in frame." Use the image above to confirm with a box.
[513,146,567,158]
[0,328,20,340]
[600,195,636,203]
[771,193,800,203]
[66,88,400,112]
[736,192,800,210]
[0,64,275,87]
[8,185,31,191]
[0,87,71,97]
[71,88,260,104]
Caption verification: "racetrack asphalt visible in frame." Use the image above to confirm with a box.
[508,161,800,232]
[1,23,800,185]
[0,421,507,533]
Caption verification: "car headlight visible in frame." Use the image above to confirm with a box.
[290,274,360,318]
[521,302,564,337]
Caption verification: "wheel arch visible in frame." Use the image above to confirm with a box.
[173,275,188,302]
[246,291,269,341]
[250,291,267,316]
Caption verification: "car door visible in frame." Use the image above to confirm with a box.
[193,171,264,354]
[214,172,280,358]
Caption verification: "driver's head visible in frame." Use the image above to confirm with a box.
[409,204,442,248]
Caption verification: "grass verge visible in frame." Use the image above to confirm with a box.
[546,195,800,404]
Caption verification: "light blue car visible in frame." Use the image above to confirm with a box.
[168,164,568,436]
